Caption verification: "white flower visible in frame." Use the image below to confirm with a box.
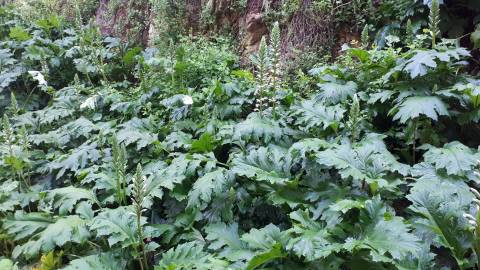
[182,95,193,105]
[80,95,99,110]
[28,71,47,86]
[463,213,476,221]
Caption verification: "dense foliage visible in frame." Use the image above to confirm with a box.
[1,1,480,269]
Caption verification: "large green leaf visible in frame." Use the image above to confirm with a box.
[162,131,193,152]
[0,67,23,92]
[0,181,20,212]
[231,146,295,184]
[155,242,227,270]
[37,89,79,125]
[205,222,250,261]
[346,197,421,262]
[0,48,16,67]
[0,48,20,92]
[291,99,345,132]
[49,142,101,178]
[3,212,51,242]
[404,51,437,78]
[421,141,479,176]
[191,132,216,153]
[187,168,234,209]
[42,186,97,215]
[316,136,409,191]
[317,81,357,104]
[407,178,473,268]
[241,224,285,251]
[90,206,142,248]
[403,48,470,78]
[52,117,98,145]
[233,113,294,143]
[154,153,210,190]
[61,252,127,270]
[9,26,31,41]
[392,96,449,123]
[4,214,90,258]
[116,118,157,150]
[286,210,341,261]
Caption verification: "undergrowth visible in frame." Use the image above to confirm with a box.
[1,1,480,269]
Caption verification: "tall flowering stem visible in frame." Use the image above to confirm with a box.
[254,21,282,116]
[269,22,281,117]
[254,36,268,114]
[111,136,127,205]
[10,92,19,117]
[406,19,414,45]
[133,164,148,270]
[429,0,440,48]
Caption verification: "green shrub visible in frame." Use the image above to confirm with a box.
[1,4,480,270]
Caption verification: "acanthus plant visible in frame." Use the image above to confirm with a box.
[1,3,480,270]
[253,21,283,116]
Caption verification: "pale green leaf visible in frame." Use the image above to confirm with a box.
[187,168,233,209]
[407,178,473,266]
[5,214,90,258]
[233,113,294,143]
[155,242,227,270]
[291,99,345,132]
[117,118,157,150]
[42,187,97,215]
[232,146,294,184]
[61,252,126,270]
[392,96,449,123]
[404,51,437,78]
[241,224,285,251]
[421,141,479,176]
[90,206,141,248]
[245,243,286,270]
[317,81,357,104]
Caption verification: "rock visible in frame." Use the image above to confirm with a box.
[94,0,151,45]
[241,12,268,56]
[91,0,357,64]
[95,0,114,37]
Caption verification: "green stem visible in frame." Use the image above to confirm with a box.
[115,176,121,205]
[135,245,144,270]
[115,173,126,205]
[136,208,148,270]
[412,119,417,165]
